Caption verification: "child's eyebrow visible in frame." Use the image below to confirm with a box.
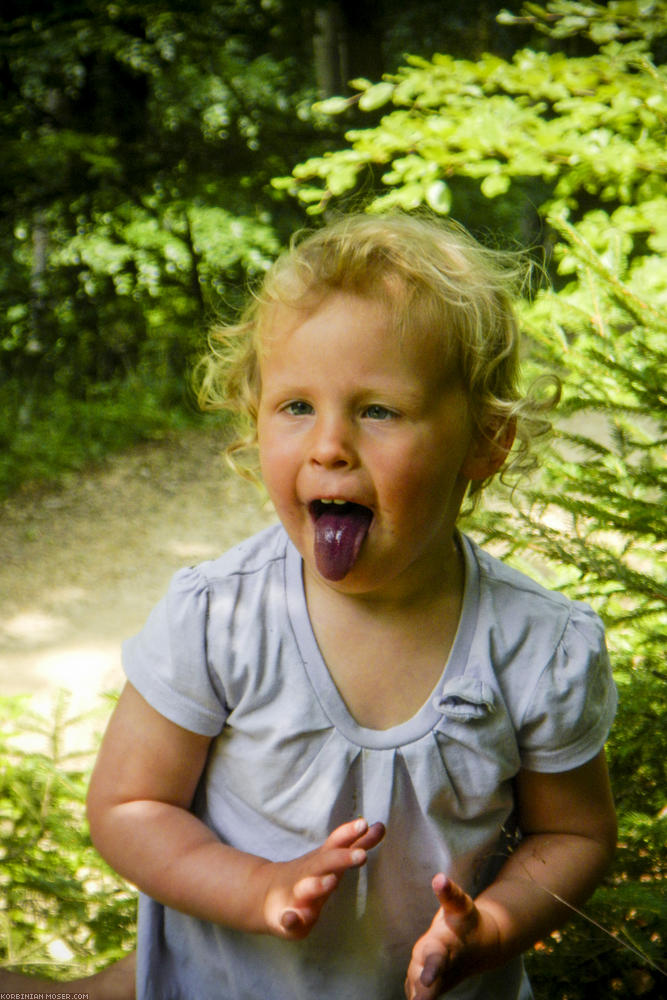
[358,385,425,406]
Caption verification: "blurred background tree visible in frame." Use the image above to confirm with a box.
[1,0,303,489]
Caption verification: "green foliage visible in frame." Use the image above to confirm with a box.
[479,210,665,652]
[503,219,667,997]
[0,693,136,978]
[498,1,667,45]
[0,377,217,496]
[0,0,311,496]
[524,809,666,998]
[276,2,667,222]
[526,871,666,999]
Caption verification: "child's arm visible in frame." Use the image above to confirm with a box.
[87,683,384,939]
[404,751,617,999]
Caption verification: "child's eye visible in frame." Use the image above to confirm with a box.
[283,400,314,416]
[363,404,397,420]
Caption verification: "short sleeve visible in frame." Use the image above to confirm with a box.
[122,566,228,737]
[518,601,617,772]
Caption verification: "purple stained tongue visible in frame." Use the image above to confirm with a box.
[313,504,372,580]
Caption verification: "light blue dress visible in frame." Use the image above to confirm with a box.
[123,525,617,999]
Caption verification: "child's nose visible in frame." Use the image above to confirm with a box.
[309,413,356,468]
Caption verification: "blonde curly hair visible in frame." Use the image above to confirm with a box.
[195,212,556,498]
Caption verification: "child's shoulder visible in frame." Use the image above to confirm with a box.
[464,533,606,653]
[471,538,570,608]
[463,537,616,771]
[160,524,289,620]
[194,523,287,584]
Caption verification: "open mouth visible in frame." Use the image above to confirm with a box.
[309,500,373,581]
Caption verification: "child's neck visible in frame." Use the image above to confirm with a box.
[304,540,465,730]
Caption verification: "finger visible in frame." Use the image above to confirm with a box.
[327,844,369,870]
[293,873,338,904]
[281,909,301,932]
[351,820,386,851]
[279,873,342,939]
[298,844,368,892]
[324,817,373,848]
[421,951,447,988]
[279,904,318,939]
[432,874,474,916]
[404,955,446,1000]
[432,874,479,943]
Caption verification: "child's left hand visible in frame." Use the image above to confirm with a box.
[404,874,498,999]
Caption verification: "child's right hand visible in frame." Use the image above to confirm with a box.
[257,818,385,940]
[88,685,385,940]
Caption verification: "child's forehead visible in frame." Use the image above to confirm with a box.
[261,290,385,337]
[259,283,437,345]
[257,289,460,384]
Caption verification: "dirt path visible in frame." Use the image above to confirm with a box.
[0,428,276,733]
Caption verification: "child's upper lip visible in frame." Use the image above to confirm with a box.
[314,496,355,505]
[308,496,373,517]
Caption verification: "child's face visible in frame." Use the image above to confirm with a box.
[257,290,492,602]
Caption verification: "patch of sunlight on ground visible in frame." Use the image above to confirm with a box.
[2,610,69,644]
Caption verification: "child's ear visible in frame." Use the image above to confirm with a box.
[462,420,516,482]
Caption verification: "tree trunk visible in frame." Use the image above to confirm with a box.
[313,0,384,97]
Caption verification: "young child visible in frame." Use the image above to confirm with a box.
[86,213,617,1000]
